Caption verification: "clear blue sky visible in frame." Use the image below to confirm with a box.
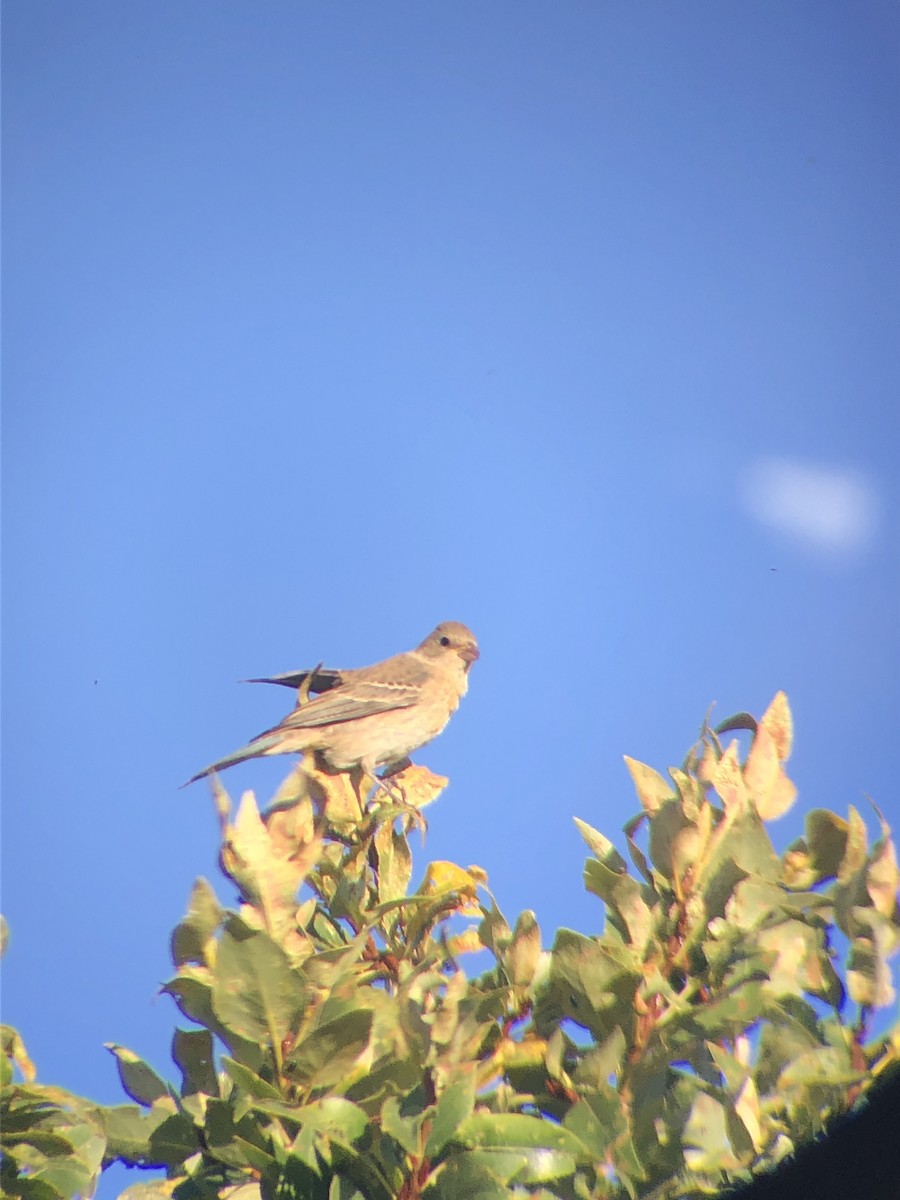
[3,3,899,1194]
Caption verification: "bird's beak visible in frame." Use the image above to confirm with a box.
[459,644,480,666]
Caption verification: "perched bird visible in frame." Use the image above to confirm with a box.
[184,621,479,787]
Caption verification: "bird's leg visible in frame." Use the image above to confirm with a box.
[367,772,405,805]
[377,757,412,799]
[349,760,426,838]
[348,762,404,815]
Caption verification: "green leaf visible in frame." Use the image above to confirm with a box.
[285,1010,373,1092]
[701,810,781,920]
[222,1056,283,1101]
[583,859,653,952]
[374,822,413,905]
[212,920,309,1055]
[847,910,899,1008]
[381,1095,424,1157]
[424,1069,476,1158]
[453,1113,587,1157]
[754,1008,823,1095]
[261,1156,324,1198]
[624,813,654,884]
[286,1098,369,1175]
[160,970,214,1025]
[18,1159,97,1200]
[163,970,267,1072]
[327,1180,365,1200]
[343,1055,422,1108]
[170,877,223,967]
[667,981,769,1042]
[706,1042,750,1094]
[624,757,673,814]
[105,1045,171,1107]
[4,1124,78,1158]
[1,1025,36,1083]
[778,1045,860,1089]
[537,928,640,1042]
[572,1026,626,1090]
[506,911,542,988]
[724,877,786,934]
[477,902,512,956]
[757,920,844,1007]
[172,1028,218,1098]
[101,1104,196,1168]
[805,810,850,880]
[204,1098,277,1172]
[683,1091,743,1173]
[563,1088,625,1160]
[647,797,697,883]
[117,1183,184,1200]
[574,817,627,871]
[292,1097,368,1145]
[433,1149,529,1196]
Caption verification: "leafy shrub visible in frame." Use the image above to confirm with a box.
[3,694,898,1199]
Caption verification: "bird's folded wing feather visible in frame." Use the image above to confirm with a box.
[265,674,426,733]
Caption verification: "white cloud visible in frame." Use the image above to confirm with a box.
[739,457,879,555]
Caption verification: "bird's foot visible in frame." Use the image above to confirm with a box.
[368,762,428,840]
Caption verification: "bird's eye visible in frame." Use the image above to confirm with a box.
[440,635,451,646]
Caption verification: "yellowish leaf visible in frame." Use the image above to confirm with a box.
[711,742,748,814]
[867,812,899,917]
[391,763,449,809]
[446,928,485,957]
[314,764,366,825]
[670,767,705,819]
[220,792,322,951]
[498,1036,548,1071]
[744,726,777,795]
[761,772,798,821]
[624,756,673,814]
[419,861,482,906]
[698,739,720,784]
[745,727,797,820]
[735,1076,763,1152]
[2,1027,36,1083]
[782,846,815,889]
[507,911,542,988]
[838,806,868,883]
[760,691,793,761]
[671,822,705,885]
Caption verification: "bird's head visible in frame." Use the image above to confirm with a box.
[419,621,480,670]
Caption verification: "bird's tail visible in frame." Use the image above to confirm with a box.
[181,733,285,788]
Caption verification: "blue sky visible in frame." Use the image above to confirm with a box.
[3,2,899,1194]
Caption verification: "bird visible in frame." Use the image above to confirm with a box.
[184,621,479,787]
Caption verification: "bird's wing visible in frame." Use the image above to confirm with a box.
[264,658,431,734]
[244,667,345,692]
